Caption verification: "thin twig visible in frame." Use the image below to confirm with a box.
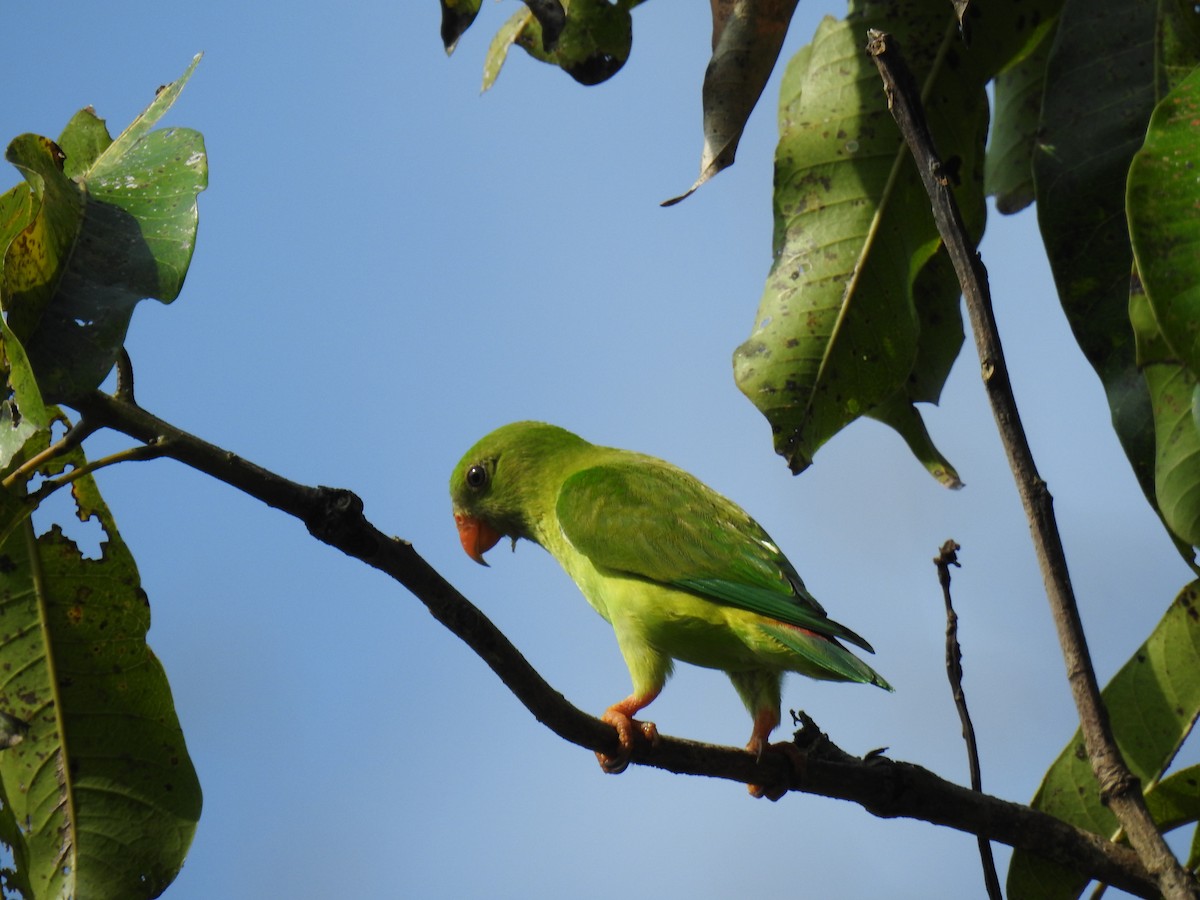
[62,386,1162,896]
[934,540,1001,900]
[1,415,100,491]
[866,29,1198,899]
[28,442,168,504]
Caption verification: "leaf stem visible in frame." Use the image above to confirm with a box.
[2,416,99,491]
[867,28,1198,899]
[29,442,167,504]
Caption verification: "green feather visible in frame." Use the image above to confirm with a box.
[556,462,874,651]
[759,624,893,690]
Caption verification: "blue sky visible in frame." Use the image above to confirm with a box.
[2,2,1193,897]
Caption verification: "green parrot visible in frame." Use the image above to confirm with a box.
[449,421,891,796]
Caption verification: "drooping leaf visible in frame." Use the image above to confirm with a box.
[479,0,633,89]
[1006,581,1200,899]
[732,0,1061,480]
[1132,283,1200,550]
[1123,53,1200,555]
[0,444,200,899]
[0,55,207,404]
[1032,0,1166,551]
[664,0,801,205]
[732,8,973,478]
[441,0,484,54]
[443,0,565,57]
[523,0,567,51]
[482,8,532,92]
[1128,64,1200,381]
[985,17,1055,214]
[865,391,961,488]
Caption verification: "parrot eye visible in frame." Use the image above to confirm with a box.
[465,464,489,490]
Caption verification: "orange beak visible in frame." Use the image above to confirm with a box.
[455,512,503,566]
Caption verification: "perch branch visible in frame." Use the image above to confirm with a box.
[66,385,1160,896]
[867,29,1198,899]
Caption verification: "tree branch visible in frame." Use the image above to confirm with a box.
[67,386,1159,897]
[866,28,1198,899]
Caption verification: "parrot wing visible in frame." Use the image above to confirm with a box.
[555,461,875,653]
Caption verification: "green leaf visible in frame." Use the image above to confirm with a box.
[731,6,980,478]
[0,317,52,472]
[0,186,52,471]
[0,55,207,403]
[1144,764,1200,833]
[1032,0,1168,554]
[0,446,200,899]
[56,108,113,179]
[482,7,532,92]
[1132,285,1200,549]
[732,0,1062,479]
[1006,580,1200,899]
[0,175,34,258]
[1159,0,1200,94]
[481,0,632,89]
[865,391,961,488]
[985,18,1056,214]
[1129,65,1200,381]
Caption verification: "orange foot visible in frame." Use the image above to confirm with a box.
[745,707,805,800]
[747,740,807,800]
[596,693,660,774]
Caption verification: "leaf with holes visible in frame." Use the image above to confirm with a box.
[0,444,200,899]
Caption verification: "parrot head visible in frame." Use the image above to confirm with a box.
[449,421,589,565]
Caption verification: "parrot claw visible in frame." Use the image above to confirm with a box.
[597,708,659,774]
[596,750,631,774]
[747,740,807,801]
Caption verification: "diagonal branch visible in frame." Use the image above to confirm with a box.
[66,385,1161,896]
[866,28,1199,899]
